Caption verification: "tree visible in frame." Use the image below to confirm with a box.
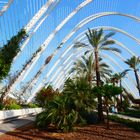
[102,85,122,129]
[110,70,129,111]
[92,85,122,128]
[125,56,140,96]
[70,54,112,87]
[74,28,121,122]
[35,85,55,106]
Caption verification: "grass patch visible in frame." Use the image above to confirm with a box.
[109,115,140,131]
[119,109,140,118]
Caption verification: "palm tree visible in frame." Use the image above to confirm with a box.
[111,70,129,111]
[74,28,121,122]
[70,54,112,87]
[111,69,129,87]
[125,56,140,96]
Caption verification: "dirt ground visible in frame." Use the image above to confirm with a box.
[0,122,140,140]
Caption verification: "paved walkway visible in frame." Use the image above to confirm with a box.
[0,115,35,135]
[0,112,139,136]
[110,113,140,122]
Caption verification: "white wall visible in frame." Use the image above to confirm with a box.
[0,108,42,123]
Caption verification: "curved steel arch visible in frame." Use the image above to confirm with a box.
[53,51,136,97]
[23,12,140,101]
[4,0,92,98]
[0,0,13,16]
[20,0,92,81]
[25,0,55,33]
[28,35,137,101]
[24,19,140,95]
[13,0,60,61]
[31,27,138,92]
[28,46,137,103]
[31,24,139,88]
[53,56,135,97]
[20,12,140,85]
[49,47,138,96]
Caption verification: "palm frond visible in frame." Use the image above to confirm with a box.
[102,40,115,46]
[84,50,91,55]
[97,29,103,40]
[101,47,121,53]
[124,56,140,69]
[104,32,115,40]
[73,42,88,48]
[120,69,130,77]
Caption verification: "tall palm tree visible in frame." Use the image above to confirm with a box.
[125,56,140,96]
[74,28,121,122]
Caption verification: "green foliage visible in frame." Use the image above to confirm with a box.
[36,110,52,128]
[35,77,97,132]
[120,100,130,111]
[63,77,96,111]
[35,85,55,106]
[0,29,27,81]
[80,111,98,124]
[0,103,4,110]
[5,102,21,110]
[92,85,122,99]
[36,95,84,132]
[27,103,38,108]
[125,56,140,70]
[119,109,140,118]
[109,115,140,131]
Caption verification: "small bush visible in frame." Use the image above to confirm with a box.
[80,111,98,124]
[5,103,21,110]
[35,110,51,128]
[119,109,140,118]
[28,103,38,108]
[0,103,4,110]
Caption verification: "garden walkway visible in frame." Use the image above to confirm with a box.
[0,112,139,136]
[0,114,35,135]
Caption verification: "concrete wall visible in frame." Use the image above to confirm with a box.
[0,108,42,123]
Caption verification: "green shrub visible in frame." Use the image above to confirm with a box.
[80,111,98,124]
[5,103,21,110]
[119,109,140,118]
[35,110,51,128]
[35,77,97,132]
[28,103,38,108]
[0,103,4,110]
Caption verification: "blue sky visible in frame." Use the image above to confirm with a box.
[0,0,140,99]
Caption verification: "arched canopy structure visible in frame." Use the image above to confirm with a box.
[0,0,140,103]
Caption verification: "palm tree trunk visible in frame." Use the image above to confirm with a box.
[105,96,109,129]
[95,51,104,122]
[134,69,140,96]
[120,79,123,111]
